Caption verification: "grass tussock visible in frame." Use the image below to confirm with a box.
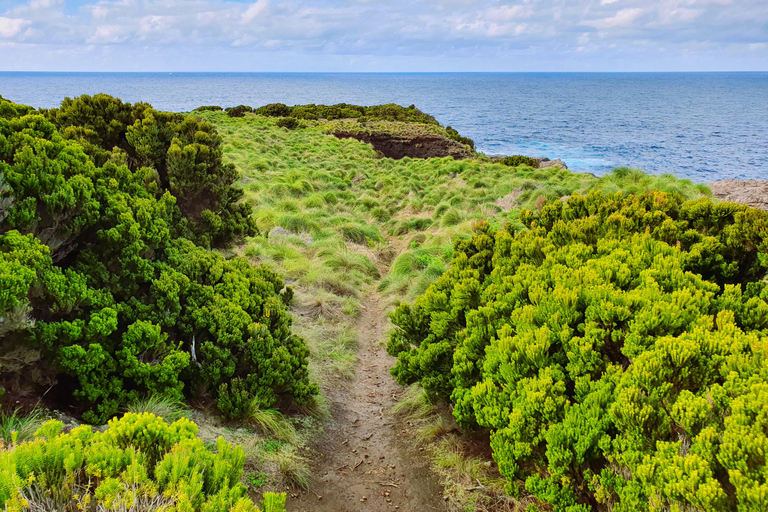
[392,384,437,419]
[0,406,48,444]
[125,394,190,423]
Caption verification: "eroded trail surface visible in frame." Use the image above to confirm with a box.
[288,293,446,512]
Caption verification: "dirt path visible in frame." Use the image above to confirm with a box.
[287,292,447,512]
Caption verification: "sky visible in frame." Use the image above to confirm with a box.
[0,0,766,71]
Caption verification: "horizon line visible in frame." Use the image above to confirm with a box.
[2,70,767,74]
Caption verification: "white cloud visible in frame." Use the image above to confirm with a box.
[584,8,645,30]
[242,0,268,23]
[0,0,765,70]
[0,16,29,37]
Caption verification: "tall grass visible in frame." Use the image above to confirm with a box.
[0,407,49,444]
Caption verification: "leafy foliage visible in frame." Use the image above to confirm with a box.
[0,412,287,511]
[40,93,257,247]
[253,102,440,124]
[499,155,538,167]
[387,190,768,511]
[0,95,316,423]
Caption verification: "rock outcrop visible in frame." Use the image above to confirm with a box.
[535,157,568,170]
[333,130,472,160]
[708,179,768,211]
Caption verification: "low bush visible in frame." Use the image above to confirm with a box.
[387,190,768,511]
[226,105,254,118]
[0,412,287,511]
[254,102,439,124]
[193,105,223,112]
[499,155,538,167]
[275,117,299,130]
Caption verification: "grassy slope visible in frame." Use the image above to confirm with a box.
[198,110,712,508]
[205,111,710,306]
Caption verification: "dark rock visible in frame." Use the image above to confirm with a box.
[332,131,472,160]
[708,179,768,211]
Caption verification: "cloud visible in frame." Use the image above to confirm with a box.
[584,8,645,30]
[0,0,765,70]
[242,0,267,23]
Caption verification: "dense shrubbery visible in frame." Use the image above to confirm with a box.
[0,412,287,511]
[445,126,475,149]
[193,105,224,112]
[499,155,538,167]
[0,95,316,423]
[252,102,439,124]
[387,190,768,511]
[40,93,257,247]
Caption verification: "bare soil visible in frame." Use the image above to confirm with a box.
[287,292,447,512]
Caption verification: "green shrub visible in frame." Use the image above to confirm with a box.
[275,117,299,130]
[445,126,475,149]
[387,190,768,511]
[0,412,287,511]
[193,105,223,112]
[253,102,439,125]
[499,155,538,167]
[226,105,254,118]
[0,96,316,422]
[40,93,257,247]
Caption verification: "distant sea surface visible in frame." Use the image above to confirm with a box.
[1,72,766,181]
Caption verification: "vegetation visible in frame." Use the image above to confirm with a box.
[0,94,316,424]
[499,155,538,167]
[388,190,768,511]
[0,412,287,511]
[4,93,755,511]
[252,102,439,124]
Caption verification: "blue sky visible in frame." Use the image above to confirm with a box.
[0,0,766,71]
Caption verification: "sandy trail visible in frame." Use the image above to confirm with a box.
[287,292,446,512]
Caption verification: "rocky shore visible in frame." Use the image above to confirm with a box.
[708,179,768,211]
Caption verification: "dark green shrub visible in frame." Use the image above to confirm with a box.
[445,126,475,149]
[41,94,256,248]
[254,103,291,117]
[499,155,538,167]
[253,102,439,125]
[193,105,223,112]
[226,105,253,118]
[388,190,768,511]
[275,117,299,130]
[0,96,316,423]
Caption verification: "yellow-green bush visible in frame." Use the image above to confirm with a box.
[0,412,286,511]
[388,190,768,511]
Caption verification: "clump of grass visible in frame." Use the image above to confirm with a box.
[125,394,190,423]
[322,247,380,279]
[393,384,437,419]
[0,406,48,443]
[264,448,311,489]
[248,408,298,444]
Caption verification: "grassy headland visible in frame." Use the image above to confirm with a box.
[3,93,746,512]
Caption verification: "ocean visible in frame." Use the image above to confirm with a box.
[1,72,766,182]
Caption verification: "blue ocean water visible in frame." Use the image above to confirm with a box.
[1,72,766,182]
